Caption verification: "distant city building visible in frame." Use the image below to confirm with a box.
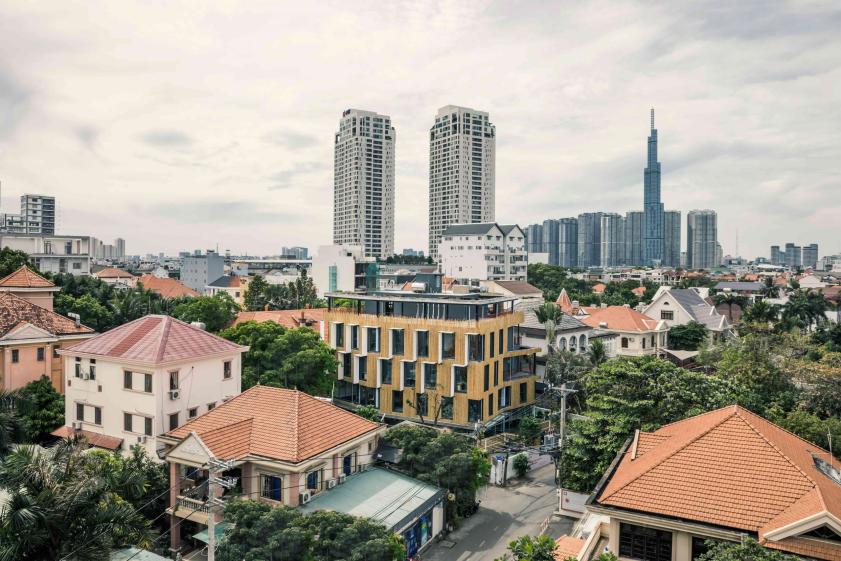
[770,245,784,265]
[333,109,395,259]
[785,243,802,269]
[686,210,718,270]
[525,224,543,255]
[401,248,425,258]
[643,109,664,265]
[802,243,818,269]
[180,250,224,292]
[311,245,377,298]
[428,105,495,258]
[281,246,309,260]
[1,194,56,235]
[600,213,626,267]
[0,233,94,275]
[577,212,604,268]
[663,210,681,268]
[439,223,527,283]
[624,211,644,266]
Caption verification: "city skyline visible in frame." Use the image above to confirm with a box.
[0,2,839,257]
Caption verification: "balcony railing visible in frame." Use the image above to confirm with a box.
[176,495,209,513]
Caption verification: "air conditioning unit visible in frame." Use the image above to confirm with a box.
[338,474,347,485]
[71,421,83,430]
[299,490,312,504]
[137,436,148,444]
[168,389,180,400]
[326,479,337,489]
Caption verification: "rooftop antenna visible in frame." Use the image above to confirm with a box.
[650,107,655,130]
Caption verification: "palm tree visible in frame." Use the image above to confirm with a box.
[534,302,564,354]
[0,440,153,560]
[714,292,747,323]
[760,277,778,299]
[587,338,607,366]
[781,291,828,333]
[741,300,779,326]
[0,390,26,457]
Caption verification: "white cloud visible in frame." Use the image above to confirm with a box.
[0,0,838,258]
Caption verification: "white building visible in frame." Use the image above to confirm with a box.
[643,286,731,343]
[439,223,527,284]
[686,210,718,270]
[333,109,395,259]
[1,194,56,235]
[311,245,375,298]
[56,315,248,457]
[0,233,94,275]
[580,305,668,356]
[180,251,225,292]
[428,105,495,258]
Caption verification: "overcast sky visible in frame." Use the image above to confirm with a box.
[1,1,839,259]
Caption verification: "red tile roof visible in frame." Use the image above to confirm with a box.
[592,283,606,293]
[166,385,382,463]
[62,315,246,365]
[554,536,585,560]
[0,266,54,288]
[556,289,574,314]
[233,309,325,332]
[0,292,95,337]
[94,267,136,279]
[597,406,841,559]
[581,306,662,332]
[52,425,123,450]
[137,275,198,298]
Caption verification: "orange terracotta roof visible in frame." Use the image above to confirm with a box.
[554,536,585,560]
[233,309,324,332]
[94,267,136,279]
[556,288,574,314]
[592,283,606,293]
[632,286,646,297]
[0,292,95,337]
[137,275,198,298]
[0,266,54,288]
[596,406,841,559]
[52,425,123,450]
[63,315,246,364]
[166,385,381,463]
[581,306,661,332]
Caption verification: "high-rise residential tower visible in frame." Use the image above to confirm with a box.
[558,218,579,268]
[643,109,664,266]
[600,213,626,267]
[577,212,604,268]
[525,223,543,254]
[333,109,395,258]
[770,245,783,265]
[784,243,802,269]
[686,210,718,270]
[802,243,819,269]
[663,210,682,268]
[542,219,560,265]
[624,211,644,266]
[428,105,495,258]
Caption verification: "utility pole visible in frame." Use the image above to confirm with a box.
[549,382,577,487]
[206,457,236,561]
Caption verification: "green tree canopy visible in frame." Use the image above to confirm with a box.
[243,274,269,311]
[517,416,542,445]
[494,535,557,561]
[55,293,115,331]
[0,389,26,456]
[0,440,156,560]
[217,500,405,561]
[173,292,239,332]
[219,321,337,395]
[384,424,490,522]
[0,247,38,278]
[560,356,740,492]
[18,376,64,442]
[697,538,802,561]
[667,321,708,350]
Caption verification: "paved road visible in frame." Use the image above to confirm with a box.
[423,462,574,561]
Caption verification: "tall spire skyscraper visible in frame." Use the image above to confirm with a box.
[643,108,664,266]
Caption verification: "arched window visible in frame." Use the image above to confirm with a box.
[559,338,567,351]
[569,336,577,350]
[621,337,629,348]
[579,334,587,351]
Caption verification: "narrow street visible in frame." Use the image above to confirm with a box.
[423,462,574,561]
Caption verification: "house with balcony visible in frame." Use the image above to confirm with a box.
[439,223,528,284]
[558,405,841,561]
[159,385,396,553]
[53,315,247,455]
[0,233,95,275]
[324,290,538,431]
[580,305,667,356]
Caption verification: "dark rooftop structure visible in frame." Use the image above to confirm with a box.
[326,290,516,321]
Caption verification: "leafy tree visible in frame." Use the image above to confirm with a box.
[0,247,38,278]
[513,453,530,479]
[667,321,708,350]
[243,274,269,311]
[517,416,542,445]
[18,376,64,442]
[697,538,801,561]
[781,290,828,333]
[545,350,591,389]
[0,440,154,560]
[55,293,115,331]
[781,353,841,418]
[560,356,740,492]
[173,292,239,332]
[217,500,405,561]
[741,299,779,326]
[494,535,556,561]
[534,302,564,353]
[219,321,337,395]
[385,425,490,522]
[260,270,324,310]
[770,408,841,460]
[527,264,591,304]
[355,405,382,422]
